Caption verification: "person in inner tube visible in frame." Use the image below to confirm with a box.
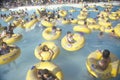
[66,31,76,47]
[92,49,111,71]
[38,45,54,61]
[37,69,58,80]
[0,42,16,55]
[51,26,62,35]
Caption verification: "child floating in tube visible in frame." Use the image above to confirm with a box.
[0,42,16,55]
[92,49,111,71]
[38,45,54,62]
[66,31,76,47]
[51,26,62,35]
[37,69,58,80]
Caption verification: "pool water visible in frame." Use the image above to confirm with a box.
[0,5,120,80]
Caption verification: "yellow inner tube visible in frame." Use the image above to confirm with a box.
[98,21,112,28]
[99,11,109,17]
[59,10,67,17]
[70,19,78,24]
[0,45,21,65]
[23,19,38,29]
[77,20,84,25]
[13,18,23,27]
[34,42,60,61]
[86,18,96,24]
[69,9,76,13]
[62,19,70,24]
[3,34,22,45]
[87,24,100,30]
[109,14,119,20]
[73,25,91,34]
[26,62,64,80]
[77,14,87,20]
[114,24,120,37]
[98,17,109,21]
[41,20,55,28]
[61,33,85,51]
[42,27,61,40]
[5,16,14,22]
[86,50,120,79]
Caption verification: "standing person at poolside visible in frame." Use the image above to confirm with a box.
[38,45,54,61]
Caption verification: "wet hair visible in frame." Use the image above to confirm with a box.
[67,31,71,34]
[64,18,66,20]
[112,30,115,33]
[42,69,49,74]
[4,27,7,30]
[71,18,74,20]
[1,42,7,46]
[102,49,110,59]
[52,26,56,30]
[99,31,103,36]
[42,45,49,51]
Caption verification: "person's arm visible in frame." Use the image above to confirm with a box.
[38,50,43,60]
[49,49,54,61]
[37,69,42,79]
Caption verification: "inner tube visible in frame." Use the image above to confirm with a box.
[109,13,119,20]
[98,21,112,28]
[86,18,96,24]
[86,50,120,79]
[23,19,38,29]
[62,19,70,24]
[87,24,100,30]
[41,20,55,27]
[4,16,14,22]
[59,10,67,17]
[77,14,87,20]
[13,18,23,27]
[42,27,61,40]
[61,33,85,51]
[34,42,60,61]
[70,19,78,24]
[26,62,64,80]
[77,20,85,25]
[3,34,22,45]
[114,24,120,38]
[73,25,91,34]
[0,45,21,65]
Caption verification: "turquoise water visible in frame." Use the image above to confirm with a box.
[0,5,120,80]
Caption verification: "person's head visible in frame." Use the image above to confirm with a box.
[1,42,8,49]
[42,45,49,51]
[52,26,56,30]
[102,49,110,59]
[99,31,103,36]
[64,18,66,20]
[112,30,115,33]
[42,69,49,78]
[67,31,73,37]
[4,27,7,30]
[6,32,12,37]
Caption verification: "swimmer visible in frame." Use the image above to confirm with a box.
[37,69,58,80]
[92,49,111,71]
[66,31,76,47]
[38,45,54,61]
